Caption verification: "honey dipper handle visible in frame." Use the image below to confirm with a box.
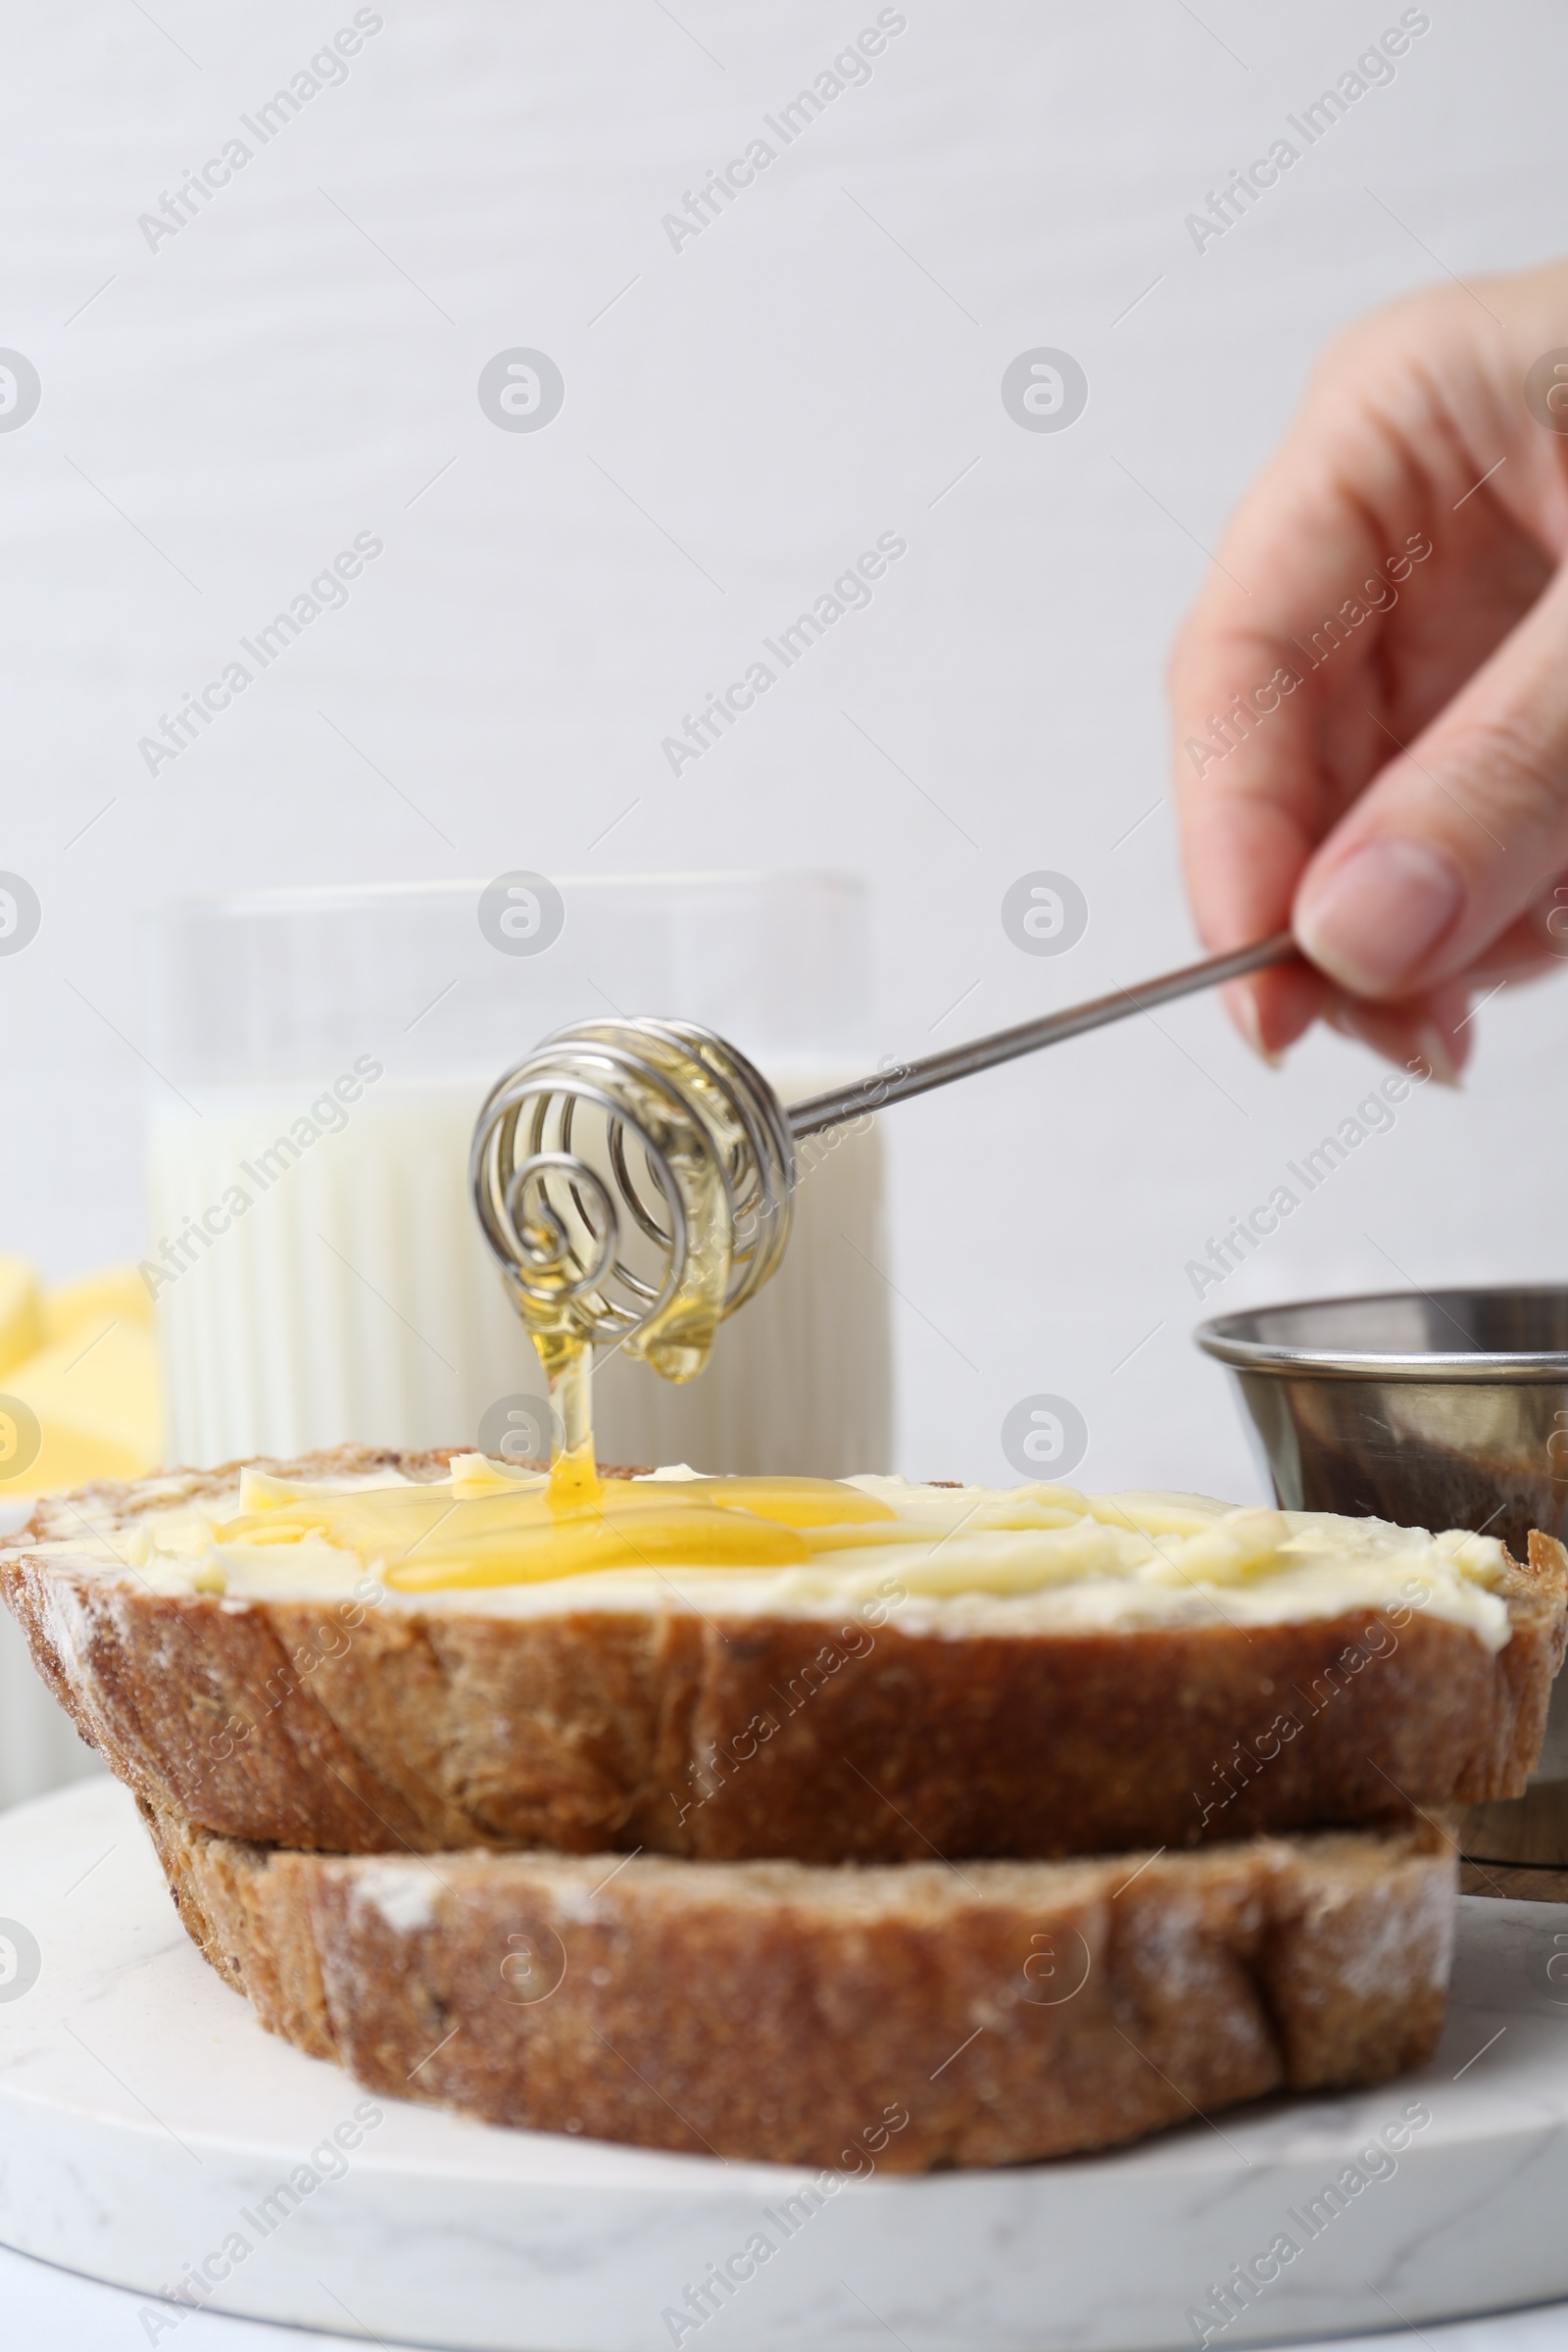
[785,930,1300,1140]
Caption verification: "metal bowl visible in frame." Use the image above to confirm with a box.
[1196,1285,1568,1559]
[1197,1286,1568,1862]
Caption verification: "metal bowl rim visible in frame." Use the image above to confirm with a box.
[1196,1284,1568,1383]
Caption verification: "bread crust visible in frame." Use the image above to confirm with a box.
[6,1448,1564,1863]
[140,1800,1456,2170]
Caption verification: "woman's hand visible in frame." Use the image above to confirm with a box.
[1169,257,1568,1078]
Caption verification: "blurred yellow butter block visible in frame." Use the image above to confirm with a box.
[42,1264,155,1348]
[0,1257,43,1382]
[0,1260,161,1497]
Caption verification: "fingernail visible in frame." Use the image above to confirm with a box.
[1411,1022,1463,1089]
[1232,989,1284,1069]
[1297,840,1465,995]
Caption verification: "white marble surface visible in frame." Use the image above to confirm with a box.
[6,2245,1568,2352]
[4,1783,1568,2352]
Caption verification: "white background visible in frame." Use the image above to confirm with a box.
[4,0,1567,1513]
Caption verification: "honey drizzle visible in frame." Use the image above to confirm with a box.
[506,1027,755,1506]
[542,1342,601,1510]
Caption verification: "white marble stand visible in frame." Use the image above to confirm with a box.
[4,1782,1568,2352]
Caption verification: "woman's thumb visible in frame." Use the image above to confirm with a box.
[1295,560,1568,999]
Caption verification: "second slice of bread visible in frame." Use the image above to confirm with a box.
[144,1802,1455,2172]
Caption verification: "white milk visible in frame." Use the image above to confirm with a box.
[148,1070,891,1478]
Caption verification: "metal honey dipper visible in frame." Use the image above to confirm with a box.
[469,930,1298,1469]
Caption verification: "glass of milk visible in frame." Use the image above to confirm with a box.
[142,874,891,1478]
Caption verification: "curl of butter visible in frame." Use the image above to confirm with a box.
[1140,1508,1294,1589]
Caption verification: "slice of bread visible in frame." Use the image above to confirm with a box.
[142,1801,1455,2170]
[5,1447,1563,1864]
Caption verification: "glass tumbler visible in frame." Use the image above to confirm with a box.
[141,872,892,1478]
